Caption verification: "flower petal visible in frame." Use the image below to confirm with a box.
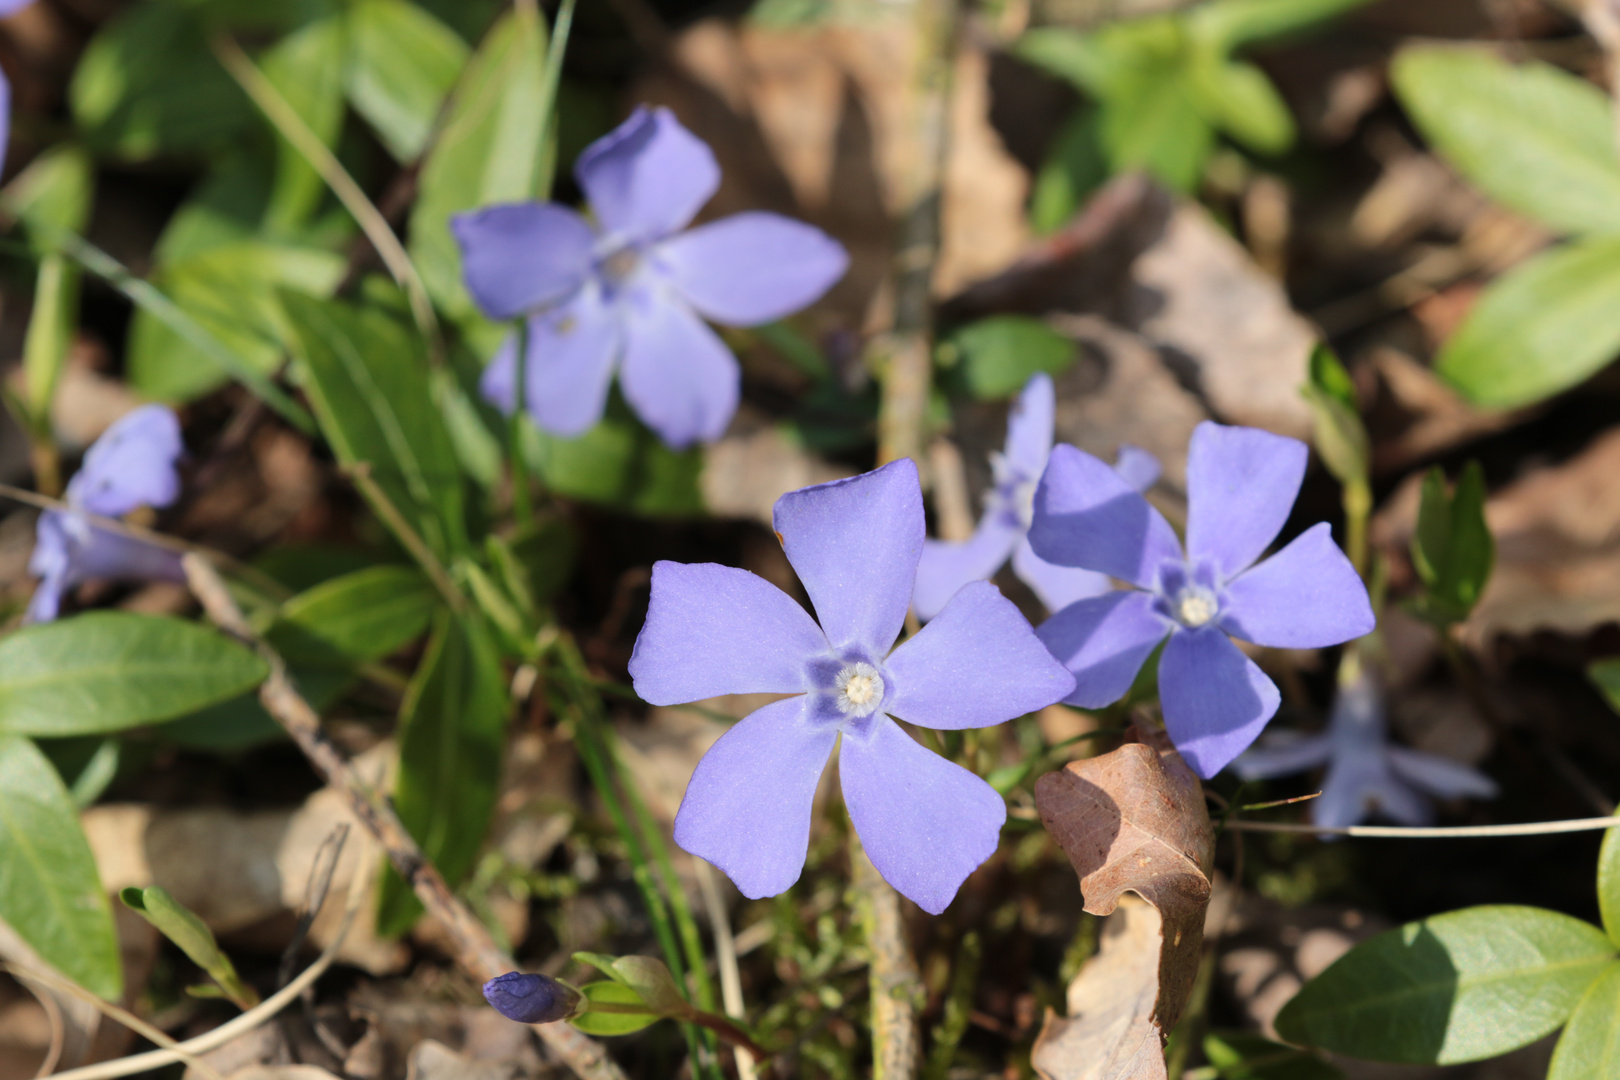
[912,514,1020,622]
[576,106,719,243]
[1004,374,1055,479]
[0,70,9,178]
[1029,443,1182,588]
[1159,626,1281,778]
[523,287,623,438]
[450,202,595,321]
[618,289,738,448]
[840,716,1006,914]
[885,580,1075,729]
[1113,444,1162,493]
[629,561,828,705]
[1036,590,1168,708]
[1230,731,1333,781]
[1011,536,1113,614]
[1387,748,1499,801]
[1185,421,1307,581]
[478,339,518,416]
[660,212,848,326]
[773,458,924,659]
[26,512,71,623]
[68,405,183,517]
[73,528,186,585]
[1220,523,1374,649]
[1314,758,1431,828]
[673,696,838,899]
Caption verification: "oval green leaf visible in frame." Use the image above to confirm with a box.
[571,981,660,1037]
[1599,816,1620,949]
[344,0,469,162]
[1548,960,1620,1080]
[0,613,268,738]
[270,564,437,667]
[1275,905,1616,1064]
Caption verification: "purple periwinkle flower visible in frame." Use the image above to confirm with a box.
[0,0,30,177]
[28,405,186,623]
[484,971,578,1025]
[912,373,1160,621]
[1028,421,1375,778]
[629,459,1075,913]
[1233,668,1497,828]
[452,106,849,450]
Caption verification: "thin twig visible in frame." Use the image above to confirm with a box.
[1224,816,1620,838]
[181,555,626,1080]
[694,859,759,1080]
[854,841,922,1080]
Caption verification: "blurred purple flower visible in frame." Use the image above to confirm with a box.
[629,459,1074,913]
[912,373,1159,621]
[0,0,28,176]
[453,106,849,450]
[28,405,186,623]
[1233,668,1497,828]
[1028,421,1374,778]
[484,971,577,1025]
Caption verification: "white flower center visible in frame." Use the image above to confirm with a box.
[1173,586,1218,628]
[601,247,641,284]
[834,662,885,717]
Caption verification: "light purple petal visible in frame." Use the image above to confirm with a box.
[1387,748,1499,801]
[629,561,828,705]
[1028,443,1182,589]
[1185,422,1307,581]
[1011,536,1113,614]
[0,1,33,17]
[1004,374,1055,479]
[523,287,622,438]
[27,511,184,623]
[673,696,838,899]
[450,203,594,321]
[1036,590,1168,709]
[1314,758,1431,829]
[1158,626,1281,778]
[67,405,183,517]
[576,106,719,243]
[1230,731,1333,781]
[617,288,738,448]
[1220,524,1374,649]
[479,338,518,415]
[884,580,1075,729]
[773,458,923,660]
[659,212,848,326]
[26,512,71,623]
[0,69,10,179]
[912,514,1020,622]
[840,716,1006,914]
[1113,444,1161,492]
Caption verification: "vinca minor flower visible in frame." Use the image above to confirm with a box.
[1029,421,1375,778]
[629,459,1075,913]
[1233,667,1497,828]
[912,373,1159,621]
[453,106,849,449]
[484,971,578,1025]
[28,405,185,622]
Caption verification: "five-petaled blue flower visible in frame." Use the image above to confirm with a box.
[1234,667,1497,828]
[453,106,849,450]
[629,459,1075,913]
[29,405,186,623]
[912,373,1160,621]
[1028,421,1375,778]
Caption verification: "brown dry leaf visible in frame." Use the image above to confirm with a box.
[1031,727,1213,1080]
[702,420,851,525]
[406,1039,533,1080]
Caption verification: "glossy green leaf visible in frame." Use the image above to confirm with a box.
[282,292,469,558]
[120,886,258,1007]
[261,15,348,231]
[1188,56,1295,154]
[1029,107,1108,235]
[0,735,122,1000]
[1275,905,1616,1064]
[1598,813,1620,948]
[345,0,469,162]
[571,980,660,1036]
[1391,47,1620,237]
[944,316,1078,400]
[376,612,508,935]
[1189,0,1372,53]
[408,6,550,320]
[270,565,437,668]
[1435,237,1620,408]
[1202,1031,1343,1080]
[1409,461,1492,625]
[1099,67,1213,193]
[573,953,688,1015]
[0,613,268,738]
[1548,960,1620,1080]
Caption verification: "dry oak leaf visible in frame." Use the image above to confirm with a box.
[1032,727,1214,1080]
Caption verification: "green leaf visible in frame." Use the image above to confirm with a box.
[523,407,704,516]
[345,0,469,162]
[1598,813,1620,948]
[1274,905,1616,1064]
[281,292,469,558]
[270,565,437,668]
[1188,0,1373,53]
[1548,961,1620,1080]
[572,980,660,1036]
[1,143,95,236]
[376,611,508,935]
[1098,67,1213,193]
[1409,461,1493,625]
[0,735,122,1000]
[1014,28,1122,98]
[1591,659,1620,717]
[1391,47,1620,237]
[128,241,346,403]
[943,316,1078,400]
[119,886,258,1007]
[1029,107,1108,236]
[1187,56,1295,155]
[0,613,268,738]
[408,6,550,320]
[1435,237,1620,408]
[261,15,349,231]
[1202,1031,1343,1080]
[1302,344,1368,488]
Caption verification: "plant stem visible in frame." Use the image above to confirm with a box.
[509,324,535,526]
[854,838,922,1079]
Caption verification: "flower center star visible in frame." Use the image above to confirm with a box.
[834,662,885,717]
[1172,585,1219,628]
[600,246,641,285]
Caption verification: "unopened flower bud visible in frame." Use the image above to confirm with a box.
[483,971,576,1024]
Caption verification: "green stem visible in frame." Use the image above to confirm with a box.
[1343,477,1371,579]
[534,0,579,201]
[509,323,534,526]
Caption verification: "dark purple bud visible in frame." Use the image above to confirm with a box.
[483,971,576,1024]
